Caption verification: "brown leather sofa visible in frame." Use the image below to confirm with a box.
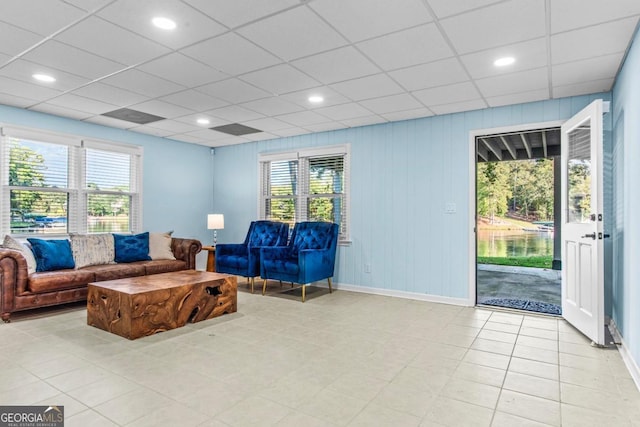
[0,237,201,322]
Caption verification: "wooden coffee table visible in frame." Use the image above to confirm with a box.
[87,270,237,340]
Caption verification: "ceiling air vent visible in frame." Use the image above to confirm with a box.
[102,108,165,124]
[211,123,262,136]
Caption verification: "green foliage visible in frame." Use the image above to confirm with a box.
[9,144,46,212]
[477,256,553,269]
[477,162,512,221]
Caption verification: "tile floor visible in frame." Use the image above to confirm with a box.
[1,285,639,426]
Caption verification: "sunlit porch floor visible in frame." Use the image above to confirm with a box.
[477,264,561,315]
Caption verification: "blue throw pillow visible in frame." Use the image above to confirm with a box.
[26,238,75,272]
[113,232,152,263]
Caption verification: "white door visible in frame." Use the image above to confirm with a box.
[561,99,605,345]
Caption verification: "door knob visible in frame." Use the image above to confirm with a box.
[581,233,596,240]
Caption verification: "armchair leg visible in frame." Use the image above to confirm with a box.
[328,277,333,293]
[250,277,255,294]
[302,284,306,303]
[262,279,267,295]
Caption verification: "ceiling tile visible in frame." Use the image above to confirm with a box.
[314,103,373,121]
[272,127,310,137]
[207,105,265,122]
[476,68,548,98]
[47,93,118,114]
[440,0,546,54]
[23,40,127,80]
[240,64,320,95]
[426,0,504,19]
[460,38,548,80]
[63,0,113,12]
[551,17,638,64]
[71,83,147,107]
[553,78,614,98]
[280,86,351,109]
[243,132,277,142]
[0,22,44,56]
[340,115,387,128]
[276,110,331,127]
[238,7,347,60]
[485,89,550,108]
[412,81,481,106]
[138,53,228,87]
[552,53,624,87]
[389,58,469,91]
[83,115,137,129]
[551,0,640,33]
[56,17,171,65]
[242,117,292,132]
[182,32,281,76]
[381,108,434,121]
[28,103,93,120]
[144,119,200,134]
[240,97,303,116]
[430,99,487,115]
[168,133,210,144]
[291,46,379,84]
[100,69,184,97]
[184,0,299,28]
[0,93,39,108]
[360,94,423,115]
[0,59,90,91]
[183,128,233,140]
[129,100,193,119]
[357,24,453,71]
[210,136,251,147]
[0,76,63,101]
[330,74,404,101]
[128,125,174,137]
[197,79,270,104]
[310,0,432,42]
[174,114,230,128]
[97,0,226,49]
[305,122,348,133]
[160,90,228,111]
[1,0,85,36]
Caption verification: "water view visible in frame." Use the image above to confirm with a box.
[477,230,553,258]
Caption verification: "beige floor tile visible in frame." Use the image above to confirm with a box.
[259,377,324,409]
[470,338,514,356]
[516,335,558,352]
[559,352,609,371]
[274,411,337,427]
[477,329,517,344]
[216,395,291,426]
[560,403,633,427]
[512,344,558,365]
[559,341,606,358]
[462,349,511,370]
[326,371,388,401]
[66,376,142,407]
[0,366,41,394]
[491,411,554,427]
[452,361,506,388]
[33,393,88,418]
[65,409,119,427]
[502,371,560,401]
[559,364,620,393]
[508,357,559,381]
[125,402,209,427]
[23,354,91,379]
[93,388,174,426]
[482,321,521,334]
[0,380,61,405]
[391,366,452,394]
[521,317,558,332]
[560,382,638,415]
[45,365,114,393]
[442,324,482,338]
[349,404,421,427]
[519,326,558,341]
[424,396,493,427]
[297,388,368,426]
[371,381,437,418]
[496,390,561,426]
[488,312,523,326]
[441,377,501,408]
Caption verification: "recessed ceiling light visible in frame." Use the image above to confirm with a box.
[197,118,210,125]
[32,73,56,83]
[494,56,515,67]
[152,16,176,30]
[308,95,324,104]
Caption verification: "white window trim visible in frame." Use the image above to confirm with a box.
[1,125,143,236]
[258,144,351,244]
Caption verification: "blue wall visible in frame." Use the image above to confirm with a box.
[0,104,214,267]
[612,27,640,372]
[213,93,609,302]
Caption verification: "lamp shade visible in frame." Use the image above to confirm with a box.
[207,214,224,230]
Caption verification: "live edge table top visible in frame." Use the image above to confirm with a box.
[87,270,238,340]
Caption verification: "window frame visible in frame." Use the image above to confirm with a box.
[258,144,350,243]
[1,125,143,236]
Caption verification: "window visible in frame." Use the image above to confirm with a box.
[259,145,350,241]
[1,126,142,235]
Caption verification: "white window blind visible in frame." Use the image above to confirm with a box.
[259,145,350,241]
[0,126,142,235]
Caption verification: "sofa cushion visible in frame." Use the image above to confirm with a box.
[28,269,95,293]
[70,233,115,268]
[27,238,75,272]
[2,235,37,274]
[142,260,187,275]
[149,232,176,260]
[82,263,146,281]
[113,232,151,263]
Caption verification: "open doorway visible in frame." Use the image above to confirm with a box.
[475,127,562,315]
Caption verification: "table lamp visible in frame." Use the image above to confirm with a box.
[207,214,224,247]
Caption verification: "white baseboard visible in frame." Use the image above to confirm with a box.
[318,281,471,307]
[608,319,640,392]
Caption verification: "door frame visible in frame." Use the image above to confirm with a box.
[467,120,565,306]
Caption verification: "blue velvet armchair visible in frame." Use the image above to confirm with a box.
[215,220,289,293]
[260,221,339,302]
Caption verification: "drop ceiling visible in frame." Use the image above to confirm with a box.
[0,0,638,148]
